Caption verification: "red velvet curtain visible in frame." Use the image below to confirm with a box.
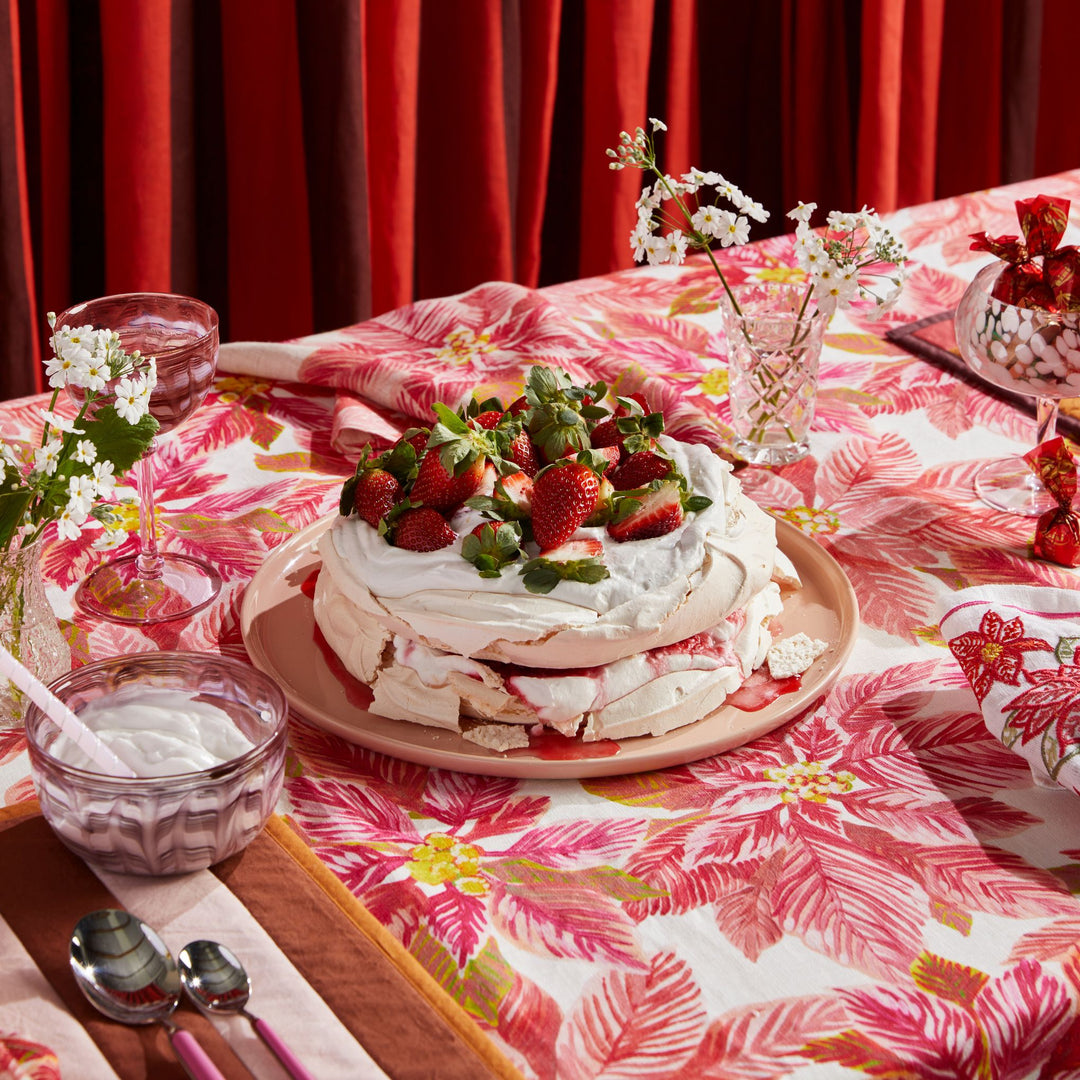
[2,0,1076,400]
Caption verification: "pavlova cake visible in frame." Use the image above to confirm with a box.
[313,366,824,750]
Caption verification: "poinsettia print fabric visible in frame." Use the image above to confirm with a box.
[942,584,1080,797]
[3,172,1080,1078]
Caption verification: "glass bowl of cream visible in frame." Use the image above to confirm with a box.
[25,651,288,876]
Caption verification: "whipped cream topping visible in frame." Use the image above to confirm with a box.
[49,687,255,777]
[317,437,778,668]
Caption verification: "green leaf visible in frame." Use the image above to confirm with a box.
[0,488,33,550]
[430,402,470,434]
[84,405,159,475]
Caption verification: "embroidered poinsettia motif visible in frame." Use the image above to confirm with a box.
[947,610,1053,702]
[1004,652,1080,754]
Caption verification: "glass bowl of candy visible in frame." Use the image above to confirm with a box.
[954,262,1080,514]
[25,651,287,875]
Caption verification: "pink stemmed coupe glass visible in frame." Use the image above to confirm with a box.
[954,263,1080,517]
[55,293,221,624]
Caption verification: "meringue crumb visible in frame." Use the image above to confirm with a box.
[461,722,530,752]
[767,633,828,680]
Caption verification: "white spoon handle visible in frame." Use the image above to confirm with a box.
[254,1016,317,1080]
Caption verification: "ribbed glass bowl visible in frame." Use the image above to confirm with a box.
[25,652,287,876]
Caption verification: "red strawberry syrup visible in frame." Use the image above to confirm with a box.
[526,727,621,759]
[725,669,802,711]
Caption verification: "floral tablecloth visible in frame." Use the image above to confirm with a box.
[4,173,1080,1079]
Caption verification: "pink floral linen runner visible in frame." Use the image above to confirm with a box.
[941,585,1080,797]
[219,278,733,455]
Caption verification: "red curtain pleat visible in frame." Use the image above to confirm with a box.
[1,0,40,391]
[33,0,67,322]
[896,0,945,208]
[415,0,513,301]
[782,0,853,216]
[98,0,171,294]
[515,0,562,287]
[663,0,698,183]
[219,0,312,341]
[578,0,655,280]
[364,0,421,317]
[856,0,906,213]
[935,0,1004,200]
[1034,0,1080,179]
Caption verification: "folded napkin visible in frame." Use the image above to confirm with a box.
[940,585,1080,797]
[0,804,522,1080]
[219,279,727,456]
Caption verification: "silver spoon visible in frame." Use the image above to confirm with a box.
[70,909,227,1080]
[179,939,316,1080]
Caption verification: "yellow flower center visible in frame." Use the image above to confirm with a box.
[700,368,729,398]
[777,505,841,535]
[436,328,495,366]
[764,761,856,804]
[406,832,489,892]
[980,642,1003,663]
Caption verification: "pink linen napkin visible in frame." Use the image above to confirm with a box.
[940,585,1080,797]
[218,280,728,457]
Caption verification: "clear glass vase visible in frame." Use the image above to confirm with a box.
[719,281,827,466]
[0,536,71,729]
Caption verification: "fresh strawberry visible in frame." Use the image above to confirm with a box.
[530,462,600,550]
[411,452,487,510]
[537,537,603,561]
[352,468,402,527]
[583,476,614,526]
[588,417,623,451]
[576,445,620,474]
[507,430,540,476]
[470,409,503,430]
[499,471,534,514]
[506,394,530,416]
[607,482,684,542]
[520,537,609,595]
[393,507,456,551]
[609,449,672,490]
[391,428,430,458]
[462,520,523,577]
[615,391,652,416]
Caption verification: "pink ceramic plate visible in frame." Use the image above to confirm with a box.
[240,516,859,778]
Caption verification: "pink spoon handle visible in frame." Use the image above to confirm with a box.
[254,1017,317,1080]
[169,1027,228,1080]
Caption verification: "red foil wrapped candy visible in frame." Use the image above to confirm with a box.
[1024,437,1080,566]
[970,194,1080,312]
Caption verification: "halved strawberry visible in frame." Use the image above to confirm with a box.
[607,482,684,542]
[352,468,402,527]
[520,537,609,594]
[609,449,673,490]
[410,452,487,510]
[530,462,601,550]
[537,537,603,561]
[507,430,540,476]
[393,507,457,551]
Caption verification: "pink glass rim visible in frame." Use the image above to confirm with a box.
[53,292,219,353]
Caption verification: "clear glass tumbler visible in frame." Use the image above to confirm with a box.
[719,280,827,467]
